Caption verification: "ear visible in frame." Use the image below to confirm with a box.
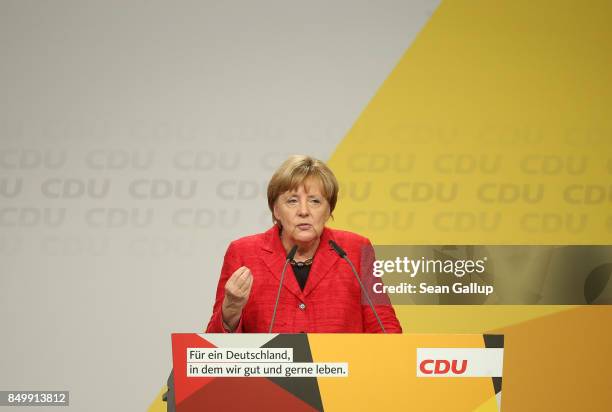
[272,203,279,222]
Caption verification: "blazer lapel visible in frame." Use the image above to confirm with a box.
[259,226,304,300]
[303,227,340,297]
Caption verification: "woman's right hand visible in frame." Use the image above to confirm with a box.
[221,266,253,331]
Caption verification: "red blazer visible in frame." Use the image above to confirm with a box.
[206,226,402,333]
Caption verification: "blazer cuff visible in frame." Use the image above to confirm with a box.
[208,310,244,333]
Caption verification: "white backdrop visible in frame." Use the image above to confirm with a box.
[0,1,439,410]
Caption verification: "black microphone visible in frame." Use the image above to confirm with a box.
[269,245,298,333]
[328,240,386,333]
[286,245,298,261]
[329,239,347,258]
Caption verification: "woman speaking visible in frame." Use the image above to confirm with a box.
[206,155,402,333]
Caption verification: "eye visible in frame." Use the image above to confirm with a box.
[286,197,298,205]
[309,198,322,205]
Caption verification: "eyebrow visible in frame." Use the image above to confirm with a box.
[285,194,321,199]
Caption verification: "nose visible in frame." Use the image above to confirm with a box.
[297,199,310,217]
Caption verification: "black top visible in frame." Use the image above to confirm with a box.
[291,264,311,291]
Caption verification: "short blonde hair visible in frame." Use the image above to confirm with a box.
[267,155,339,223]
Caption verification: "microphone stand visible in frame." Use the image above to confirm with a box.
[269,245,298,333]
[329,240,386,333]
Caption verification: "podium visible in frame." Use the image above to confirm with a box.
[163,333,504,412]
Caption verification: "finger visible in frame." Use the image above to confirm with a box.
[229,267,247,286]
[238,267,251,280]
[233,266,247,279]
[244,273,253,292]
[237,269,252,291]
[226,268,244,290]
[239,279,253,300]
[239,272,253,293]
[225,282,238,297]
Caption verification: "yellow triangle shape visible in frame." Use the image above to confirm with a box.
[329,0,612,244]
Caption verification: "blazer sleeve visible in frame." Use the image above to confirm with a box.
[359,239,403,333]
[205,241,245,333]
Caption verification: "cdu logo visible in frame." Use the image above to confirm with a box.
[416,348,503,378]
[419,359,468,375]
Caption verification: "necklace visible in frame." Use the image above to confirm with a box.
[289,257,313,267]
